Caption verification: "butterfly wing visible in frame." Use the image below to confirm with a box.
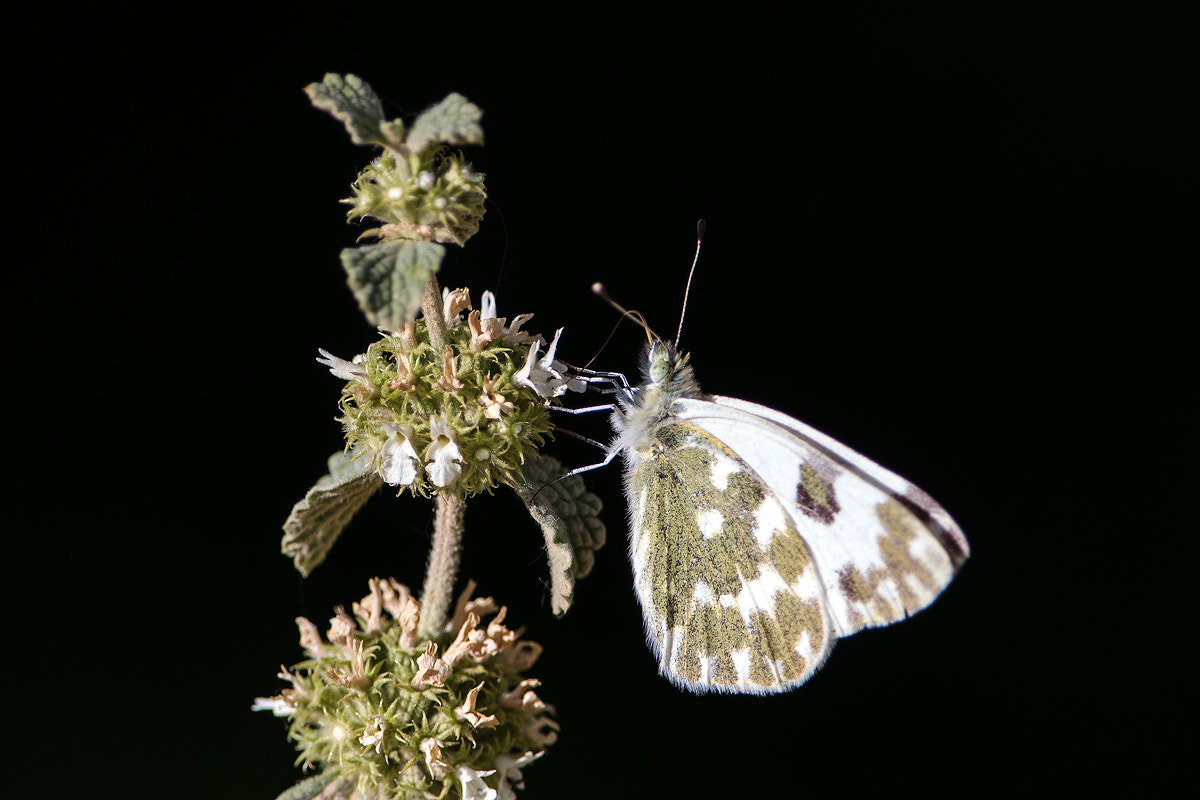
[676,395,968,639]
[622,416,838,694]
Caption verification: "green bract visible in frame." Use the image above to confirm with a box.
[347,149,487,246]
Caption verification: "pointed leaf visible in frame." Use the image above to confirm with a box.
[274,772,346,800]
[281,449,382,576]
[407,93,484,153]
[304,73,388,147]
[340,240,444,330]
[515,454,607,616]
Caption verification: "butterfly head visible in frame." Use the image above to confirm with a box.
[637,337,700,406]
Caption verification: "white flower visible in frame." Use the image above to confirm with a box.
[456,765,498,800]
[425,413,463,487]
[494,751,543,800]
[380,425,419,486]
[514,329,573,398]
[480,290,542,345]
[503,313,536,345]
[316,348,367,381]
[480,290,498,321]
[251,696,295,717]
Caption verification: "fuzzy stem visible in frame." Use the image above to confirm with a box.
[422,273,448,353]
[419,491,466,637]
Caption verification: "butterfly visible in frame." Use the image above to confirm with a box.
[562,228,969,694]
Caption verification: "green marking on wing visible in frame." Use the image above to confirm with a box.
[835,499,946,624]
[796,462,841,524]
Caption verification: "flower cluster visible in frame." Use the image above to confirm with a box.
[256,578,557,800]
[317,290,580,497]
[346,148,487,246]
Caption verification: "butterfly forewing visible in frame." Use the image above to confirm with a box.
[676,396,969,638]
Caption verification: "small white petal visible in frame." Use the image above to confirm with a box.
[481,290,498,320]
[456,766,498,800]
[550,360,588,393]
[429,413,453,441]
[514,330,572,398]
[513,341,541,391]
[504,313,535,344]
[380,427,419,486]
[425,414,463,487]
[495,751,543,800]
[539,328,564,368]
[251,696,295,717]
[316,348,367,381]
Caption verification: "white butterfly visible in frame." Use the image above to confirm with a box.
[562,239,968,694]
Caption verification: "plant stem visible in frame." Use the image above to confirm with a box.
[419,491,466,637]
[422,273,447,352]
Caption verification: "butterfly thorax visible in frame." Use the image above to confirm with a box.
[613,339,700,455]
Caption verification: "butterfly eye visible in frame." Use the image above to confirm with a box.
[649,356,671,384]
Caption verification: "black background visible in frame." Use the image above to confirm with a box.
[21,5,1194,798]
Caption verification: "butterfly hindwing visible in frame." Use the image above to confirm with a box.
[623,418,835,694]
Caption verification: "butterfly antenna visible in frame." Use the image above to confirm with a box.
[674,219,706,348]
[592,282,657,345]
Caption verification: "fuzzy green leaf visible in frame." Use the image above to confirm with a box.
[282,449,382,576]
[274,772,346,800]
[304,73,389,147]
[407,93,484,153]
[515,454,607,616]
[340,241,444,330]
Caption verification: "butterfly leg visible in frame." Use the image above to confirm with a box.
[558,362,636,399]
[554,445,622,480]
[551,402,618,416]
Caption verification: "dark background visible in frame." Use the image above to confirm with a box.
[22,5,1193,798]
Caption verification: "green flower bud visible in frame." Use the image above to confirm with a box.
[345,149,486,246]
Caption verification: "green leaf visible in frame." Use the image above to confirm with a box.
[340,241,444,330]
[515,454,607,616]
[281,449,382,576]
[407,93,484,153]
[304,73,389,147]
[274,772,348,800]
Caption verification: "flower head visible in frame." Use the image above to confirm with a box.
[309,292,561,498]
[257,578,555,800]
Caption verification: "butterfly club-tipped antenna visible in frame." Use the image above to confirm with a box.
[590,282,658,351]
